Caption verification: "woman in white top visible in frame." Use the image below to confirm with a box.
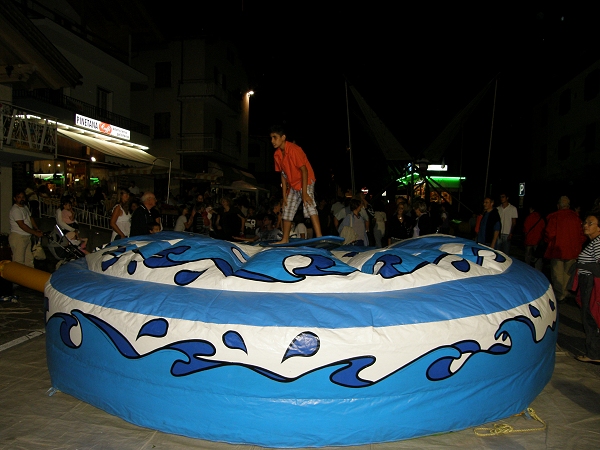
[110,190,131,241]
[174,206,193,232]
[372,200,387,248]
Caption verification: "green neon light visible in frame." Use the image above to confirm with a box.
[396,175,465,183]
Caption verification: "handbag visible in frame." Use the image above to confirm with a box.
[528,216,546,259]
[339,216,359,244]
[32,240,46,260]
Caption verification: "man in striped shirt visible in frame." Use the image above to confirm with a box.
[575,211,600,364]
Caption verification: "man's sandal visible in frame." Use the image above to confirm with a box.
[576,355,600,365]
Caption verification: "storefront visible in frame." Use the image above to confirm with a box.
[38,115,168,199]
[397,173,465,205]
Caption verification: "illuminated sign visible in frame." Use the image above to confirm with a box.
[396,175,465,189]
[428,164,448,171]
[75,114,130,141]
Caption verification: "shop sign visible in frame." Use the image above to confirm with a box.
[75,114,131,141]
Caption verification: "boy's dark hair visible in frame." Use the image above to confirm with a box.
[270,124,286,136]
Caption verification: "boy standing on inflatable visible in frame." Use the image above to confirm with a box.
[270,125,322,244]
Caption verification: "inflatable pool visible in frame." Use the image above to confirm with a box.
[44,232,557,447]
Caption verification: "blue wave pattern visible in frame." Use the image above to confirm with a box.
[49,295,556,388]
[94,233,508,286]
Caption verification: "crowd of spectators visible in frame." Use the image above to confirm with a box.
[15,175,600,367]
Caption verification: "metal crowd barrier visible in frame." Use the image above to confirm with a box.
[40,198,111,231]
[40,198,176,232]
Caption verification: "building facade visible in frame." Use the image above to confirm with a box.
[130,37,253,199]
[531,59,600,210]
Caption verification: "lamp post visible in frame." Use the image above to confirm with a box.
[345,80,355,195]
[153,157,172,205]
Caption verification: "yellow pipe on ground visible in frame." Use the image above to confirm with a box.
[0,260,50,293]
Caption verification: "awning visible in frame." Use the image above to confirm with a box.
[230,180,268,191]
[109,166,199,179]
[194,172,220,181]
[58,129,168,167]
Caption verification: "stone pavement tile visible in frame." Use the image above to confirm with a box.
[0,286,46,347]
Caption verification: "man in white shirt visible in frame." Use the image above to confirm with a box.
[497,192,518,255]
[9,190,44,268]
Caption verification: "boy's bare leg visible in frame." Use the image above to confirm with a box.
[275,220,293,244]
[310,214,322,238]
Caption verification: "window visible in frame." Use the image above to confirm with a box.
[585,123,596,153]
[213,67,226,90]
[584,69,600,101]
[155,62,171,88]
[558,89,571,115]
[97,87,112,113]
[558,135,570,160]
[215,119,222,152]
[154,112,170,138]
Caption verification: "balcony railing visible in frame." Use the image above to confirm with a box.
[178,80,241,113]
[0,103,57,155]
[176,133,241,159]
[13,89,150,136]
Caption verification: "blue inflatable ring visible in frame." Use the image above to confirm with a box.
[45,232,557,447]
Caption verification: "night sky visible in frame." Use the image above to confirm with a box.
[157,3,599,205]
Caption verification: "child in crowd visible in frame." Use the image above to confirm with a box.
[174,206,192,232]
[149,223,162,234]
[65,230,89,254]
[60,199,89,252]
[61,198,79,230]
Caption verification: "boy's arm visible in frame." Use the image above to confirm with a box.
[300,165,313,206]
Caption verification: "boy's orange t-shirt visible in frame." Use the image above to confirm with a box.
[273,141,316,191]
